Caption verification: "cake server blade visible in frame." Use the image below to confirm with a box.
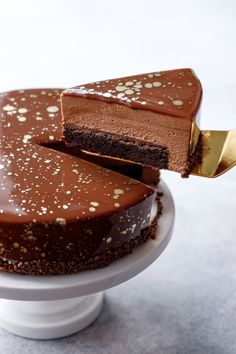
[192,129,236,177]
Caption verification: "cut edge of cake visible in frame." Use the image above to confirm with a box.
[61,68,202,177]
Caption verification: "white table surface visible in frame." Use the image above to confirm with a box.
[0,1,236,353]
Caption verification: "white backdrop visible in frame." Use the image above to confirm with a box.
[0,1,235,353]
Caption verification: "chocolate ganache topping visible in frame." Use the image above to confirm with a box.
[0,89,157,275]
[63,68,202,120]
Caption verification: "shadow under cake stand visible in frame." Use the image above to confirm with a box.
[0,180,175,340]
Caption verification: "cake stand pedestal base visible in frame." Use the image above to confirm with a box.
[0,293,104,339]
[0,181,174,340]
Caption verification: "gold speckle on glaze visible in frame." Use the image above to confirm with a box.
[64,68,202,120]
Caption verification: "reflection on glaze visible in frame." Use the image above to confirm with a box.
[64,68,202,120]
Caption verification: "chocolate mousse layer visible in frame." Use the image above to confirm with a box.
[0,89,161,275]
[61,68,202,176]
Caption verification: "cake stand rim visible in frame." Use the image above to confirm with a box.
[0,179,175,301]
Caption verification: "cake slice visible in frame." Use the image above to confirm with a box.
[61,68,202,176]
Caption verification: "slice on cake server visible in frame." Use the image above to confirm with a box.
[61,68,236,178]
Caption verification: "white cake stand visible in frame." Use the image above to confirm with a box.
[0,180,174,340]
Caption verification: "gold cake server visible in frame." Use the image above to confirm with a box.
[192,129,236,178]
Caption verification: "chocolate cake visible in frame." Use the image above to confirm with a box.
[0,89,161,275]
[61,68,202,176]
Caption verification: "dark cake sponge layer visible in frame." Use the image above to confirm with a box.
[182,136,202,178]
[64,126,202,177]
[64,126,168,170]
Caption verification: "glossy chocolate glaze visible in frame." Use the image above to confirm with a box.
[0,89,156,273]
[63,68,202,120]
